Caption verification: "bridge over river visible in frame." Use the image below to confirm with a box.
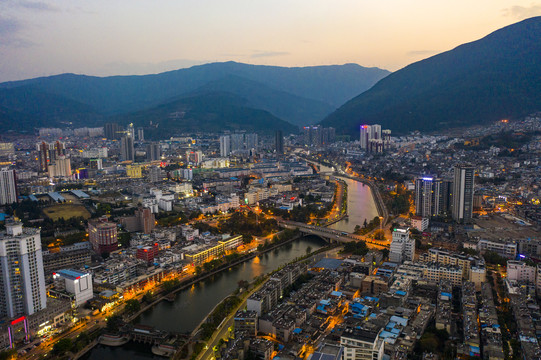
[278,220,390,249]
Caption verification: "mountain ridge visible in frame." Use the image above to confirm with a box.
[321,16,541,136]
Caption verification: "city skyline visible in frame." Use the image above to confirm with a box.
[0,0,540,81]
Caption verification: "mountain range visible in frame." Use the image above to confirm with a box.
[321,16,541,136]
[0,62,389,134]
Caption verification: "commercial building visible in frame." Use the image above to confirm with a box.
[52,269,94,307]
[0,222,47,317]
[507,260,536,283]
[183,235,243,265]
[0,168,18,205]
[126,164,143,178]
[136,243,159,264]
[452,164,475,223]
[88,217,118,254]
[389,228,414,264]
[341,328,385,360]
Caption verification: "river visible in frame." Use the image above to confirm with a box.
[316,163,379,233]
[84,169,378,359]
[329,176,379,233]
[83,236,326,359]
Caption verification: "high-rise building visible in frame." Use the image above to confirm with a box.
[0,222,47,317]
[50,141,65,162]
[370,124,381,140]
[47,155,72,178]
[452,164,475,223]
[389,227,415,264]
[360,125,371,149]
[360,124,391,151]
[121,135,135,162]
[186,150,203,165]
[321,127,336,146]
[0,168,18,205]
[148,165,163,183]
[88,217,118,254]
[230,134,245,152]
[104,123,122,140]
[415,177,453,218]
[415,177,435,218]
[146,142,161,161]
[127,123,135,139]
[245,133,258,150]
[37,142,49,172]
[220,135,231,157]
[275,130,284,154]
[137,128,144,141]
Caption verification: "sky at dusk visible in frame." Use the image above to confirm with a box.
[0,0,540,82]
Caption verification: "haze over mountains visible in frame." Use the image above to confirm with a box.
[321,16,541,137]
[0,62,389,133]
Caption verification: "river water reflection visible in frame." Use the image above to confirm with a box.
[84,236,325,359]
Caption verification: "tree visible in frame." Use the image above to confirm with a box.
[238,280,249,290]
[52,338,73,355]
[142,291,153,304]
[124,299,141,314]
[105,314,123,333]
[374,230,385,240]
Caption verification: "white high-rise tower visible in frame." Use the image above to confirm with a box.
[0,222,46,317]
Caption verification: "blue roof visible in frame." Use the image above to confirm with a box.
[293,328,302,334]
[29,195,38,202]
[331,291,343,297]
[395,290,407,296]
[320,299,331,305]
[71,190,90,198]
[390,316,408,326]
[55,269,88,280]
[48,192,65,202]
[0,213,6,221]
[314,258,343,269]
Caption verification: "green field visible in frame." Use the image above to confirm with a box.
[42,204,91,221]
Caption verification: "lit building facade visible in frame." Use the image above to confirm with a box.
[88,217,118,254]
[0,222,47,318]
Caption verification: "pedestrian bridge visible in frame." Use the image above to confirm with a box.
[278,220,389,248]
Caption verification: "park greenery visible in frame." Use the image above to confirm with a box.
[342,240,369,256]
[200,296,242,341]
[354,216,381,235]
[377,184,411,216]
[124,299,141,314]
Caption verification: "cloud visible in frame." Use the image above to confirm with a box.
[0,16,34,47]
[18,1,60,12]
[250,50,290,58]
[407,50,438,57]
[503,4,541,20]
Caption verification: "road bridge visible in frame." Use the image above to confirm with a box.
[278,220,389,249]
